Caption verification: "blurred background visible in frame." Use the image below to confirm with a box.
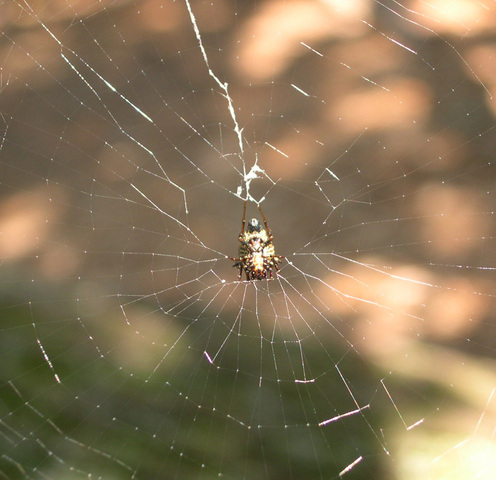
[1,0,496,478]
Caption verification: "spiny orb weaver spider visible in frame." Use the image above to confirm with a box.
[230,200,285,281]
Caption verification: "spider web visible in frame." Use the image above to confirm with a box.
[1,0,496,478]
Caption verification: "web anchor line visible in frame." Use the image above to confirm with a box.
[184,0,244,159]
[184,0,276,203]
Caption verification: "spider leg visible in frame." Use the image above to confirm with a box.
[229,256,246,280]
[230,257,244,265]
[239,200,247,237]
[258,204,276,249]
[257,203,272,237]
[273,256,284,275]
[229,258,242,278]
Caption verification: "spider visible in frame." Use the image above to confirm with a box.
[230,200,285,281]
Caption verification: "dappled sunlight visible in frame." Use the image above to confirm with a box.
[0,187,64,261]
[409,0,496,36]
[233,0,371,80]
[410,184,492,258]
[329,78,432,133]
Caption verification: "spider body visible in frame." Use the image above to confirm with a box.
[230,201,284,281]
